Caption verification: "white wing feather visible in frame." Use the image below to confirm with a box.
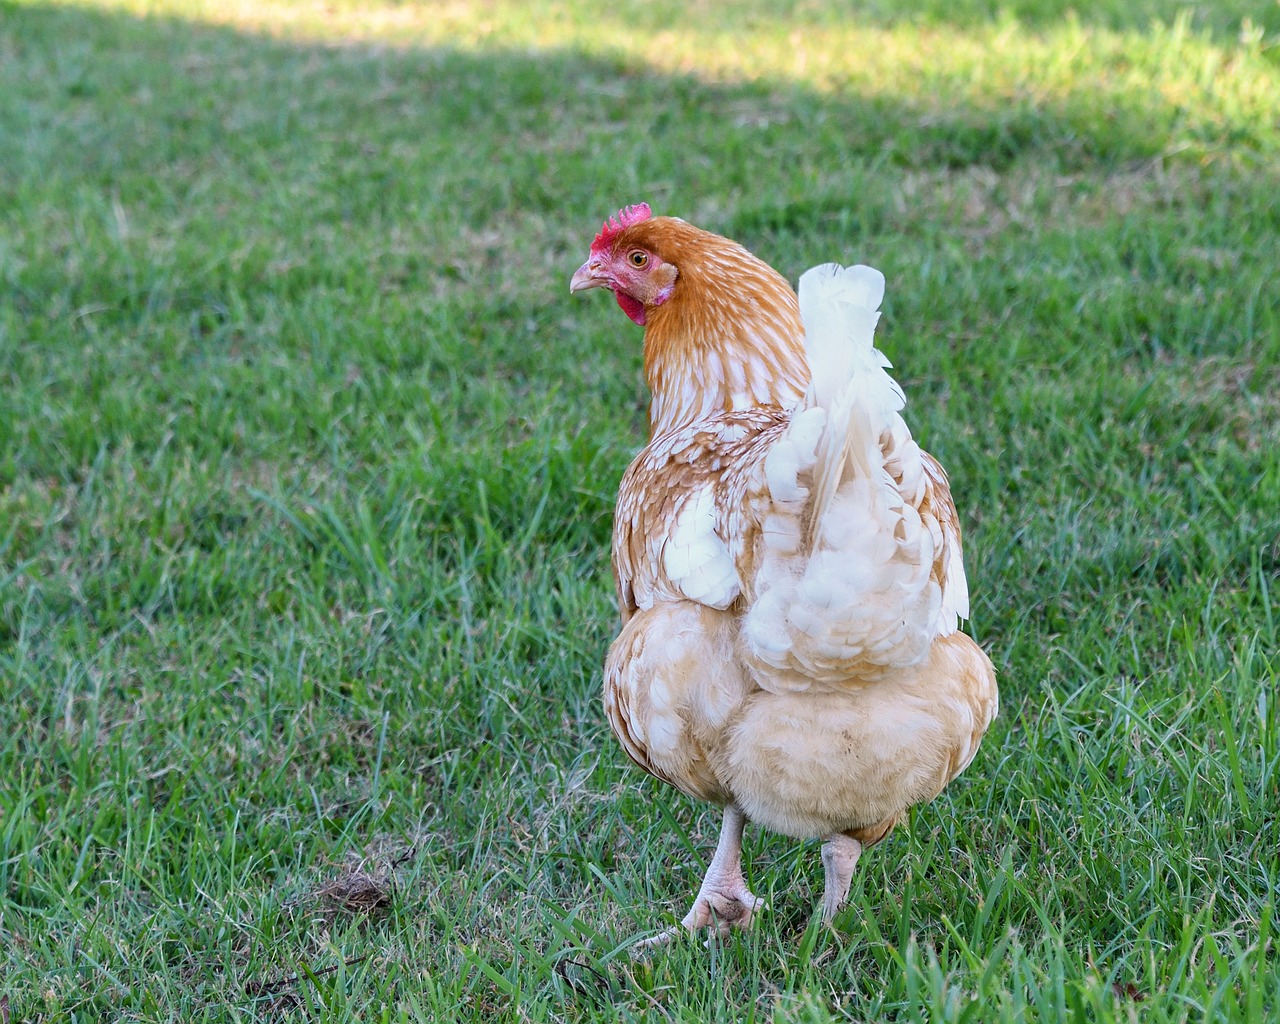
[661,485,739,609]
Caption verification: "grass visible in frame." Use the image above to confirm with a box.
[1,0,1277,1019]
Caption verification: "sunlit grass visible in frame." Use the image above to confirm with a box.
[46,0,1280,167]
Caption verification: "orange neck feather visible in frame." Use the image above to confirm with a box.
[636,224,809,437]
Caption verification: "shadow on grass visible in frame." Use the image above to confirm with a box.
[3,1,1274,383]
[2,0,1272,245]
[2,0,1275,565]
[2,1,1276,582]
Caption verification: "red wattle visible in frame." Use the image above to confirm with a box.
[614,290,646,325]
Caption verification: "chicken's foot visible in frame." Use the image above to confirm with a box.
[819,833,863,924]
[638,804,762,948]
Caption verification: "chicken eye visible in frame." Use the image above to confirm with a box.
[628,250,649,268]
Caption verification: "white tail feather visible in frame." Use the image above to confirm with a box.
[798,264,903,546]
[798,263,891,408]
[742,263,944,689]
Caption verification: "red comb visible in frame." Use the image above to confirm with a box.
[591,202,652,254]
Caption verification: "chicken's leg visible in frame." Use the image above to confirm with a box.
[819,833,863,924]
[640,804,762,946]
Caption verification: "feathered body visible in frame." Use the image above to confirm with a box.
[571,206,998,938]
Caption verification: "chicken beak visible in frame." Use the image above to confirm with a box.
[570,260,608,294]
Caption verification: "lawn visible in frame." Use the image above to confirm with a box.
[0,0,1277,1020]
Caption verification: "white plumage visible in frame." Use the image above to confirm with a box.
[742,263,950,687]
[661,485,739,609]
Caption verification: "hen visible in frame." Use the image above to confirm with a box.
[571,203,998,941]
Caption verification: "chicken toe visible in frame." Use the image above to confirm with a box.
[638,805,761,947]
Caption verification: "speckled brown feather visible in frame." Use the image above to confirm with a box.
[920,452,965,611]
[612,420,968,633]
[612,407,788,624]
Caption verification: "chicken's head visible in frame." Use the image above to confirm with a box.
[570,202,678,326]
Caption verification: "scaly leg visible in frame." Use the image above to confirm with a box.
[820,833,863,924]
[639,805,762,947]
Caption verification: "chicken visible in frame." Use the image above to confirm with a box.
[570,203,998,942]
